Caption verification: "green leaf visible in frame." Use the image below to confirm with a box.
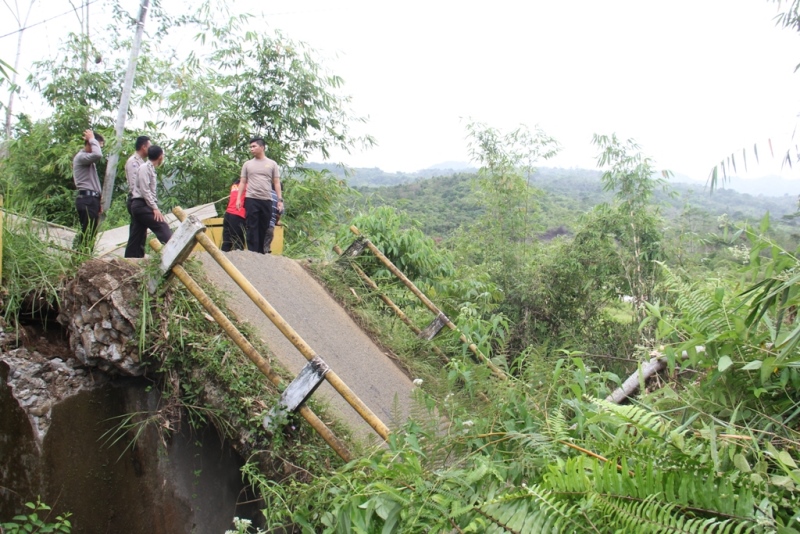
[733,453,752,473]
[741,360,762,371]
[760,357,776,384]
[381,502,402,534]
[778,450,798,469]
[718,356,733,372]
[760,212,770,234]
[771,475,795,488]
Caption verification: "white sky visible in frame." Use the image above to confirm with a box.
[3,0,800,181]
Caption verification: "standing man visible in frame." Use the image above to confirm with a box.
[126,145,172,257]
[73,129,105,251]
[124,135,150,258]
[235,137,283,254]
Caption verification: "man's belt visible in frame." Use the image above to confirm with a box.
[77,190,100,198]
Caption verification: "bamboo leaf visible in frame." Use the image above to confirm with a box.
[741,360,762,371]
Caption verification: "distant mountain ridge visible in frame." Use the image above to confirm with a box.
[307,162,799,198]
[305,162,474,187]
[340,166,798,239]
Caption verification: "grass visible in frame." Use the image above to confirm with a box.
[1,211,82,325]
[603,301,636,324]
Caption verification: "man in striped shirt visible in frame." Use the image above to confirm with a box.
[264,188,283,253]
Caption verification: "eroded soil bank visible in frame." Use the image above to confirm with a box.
[0,258,259,533]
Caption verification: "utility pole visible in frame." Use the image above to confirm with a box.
[3,0,37,140]
[101,0,149,216]
[83,0,90,71]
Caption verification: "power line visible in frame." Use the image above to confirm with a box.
[0,0,101,40]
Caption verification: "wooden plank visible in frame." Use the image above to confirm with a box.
[419,312,448,341]
[147,215,206,293]
[158,215,206,275]
[263,355,330,431]
[338,236,367,261]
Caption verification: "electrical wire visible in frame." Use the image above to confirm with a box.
[0,0,101,40]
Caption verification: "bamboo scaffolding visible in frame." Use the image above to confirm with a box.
[333,244,449,363]
[149,237,352,461]
[174,207,391,441]
[348,226,508,381]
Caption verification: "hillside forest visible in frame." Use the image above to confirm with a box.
[2,0,800,532]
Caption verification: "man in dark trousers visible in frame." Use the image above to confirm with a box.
[124,135,150,258]
[235,137,283,253]
[125,145,172,257]
[73,129,105,250]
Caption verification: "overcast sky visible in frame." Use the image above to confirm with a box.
[3,1,800,180]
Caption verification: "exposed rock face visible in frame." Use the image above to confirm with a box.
[1,346,108,447]
[57,258,143,376]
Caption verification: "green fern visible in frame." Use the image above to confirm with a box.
[596,494,757,534]
[477,486,588,534]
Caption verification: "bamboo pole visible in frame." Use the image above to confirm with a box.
[348,226,508,381]
[101,0,150,214]
[605,349,699,404]
[174,207,391,441]
[148,238,352,462]
[333,244,449,363]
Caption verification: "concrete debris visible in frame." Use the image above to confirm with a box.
[57,258,144,376]
[1,345,108,447]
[3,258,145,447]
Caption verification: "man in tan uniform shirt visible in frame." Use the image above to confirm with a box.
[235,137,283,254]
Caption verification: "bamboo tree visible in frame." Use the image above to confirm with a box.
[592,133,671,322]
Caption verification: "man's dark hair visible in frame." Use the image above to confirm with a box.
[135,136,150,151]
[94,133,105,145]
[148,145,164,161]
[249,137,265,148]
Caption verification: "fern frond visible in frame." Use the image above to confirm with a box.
[478,485,591,534]
[542,407,571,442]
[592,397,673,438]
[543,452,759,520]
[596,494,757,534]
[661,268,737,341]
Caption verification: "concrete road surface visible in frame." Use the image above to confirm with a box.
[197,251,416,445]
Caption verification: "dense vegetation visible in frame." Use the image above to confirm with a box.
[2,1,800,533]
[332,165,800,241]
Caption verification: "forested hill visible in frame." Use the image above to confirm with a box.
[306,162,470,187]
[321,163,799,238]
